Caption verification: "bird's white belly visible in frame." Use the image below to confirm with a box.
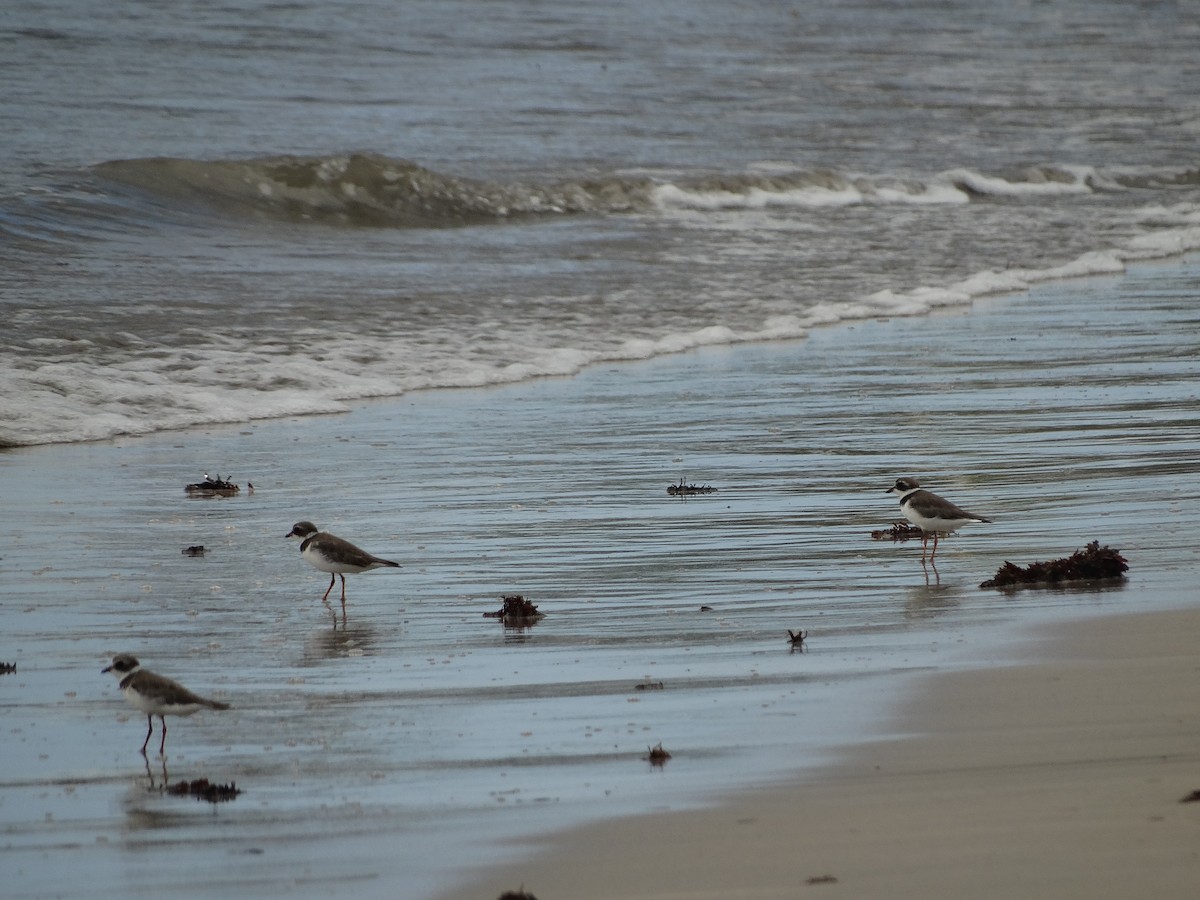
[902,505,968,534]
[301,544,353,574]
[122,687,203,717]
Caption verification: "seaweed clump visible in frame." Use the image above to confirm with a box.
[166,778,242,803]
[645,742,672,765]
[0,662,16,675]
[871,521,924,541]
[483,595,545,626]
[185,473,240,496]
[980,541,1128,589]
[667,477,718,496]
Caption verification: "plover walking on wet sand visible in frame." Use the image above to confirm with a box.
[102,654,230,755]
[886,477,993,561]
[286,521,401,612]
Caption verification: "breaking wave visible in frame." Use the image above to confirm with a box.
[91,154,658,227]
[79,154,1183,229]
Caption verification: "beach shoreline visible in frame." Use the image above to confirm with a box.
[439,604,1200,900]
[2,259,1198,899]
[6,2,1200,894]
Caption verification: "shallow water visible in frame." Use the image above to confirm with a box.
[2,259,1198,898]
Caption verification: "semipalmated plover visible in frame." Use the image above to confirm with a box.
[286,521,401,612]
[102,654,230,755]
[886,477,992,560]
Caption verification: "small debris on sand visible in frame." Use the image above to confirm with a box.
[787,629,807,648]
[1178,789,1200,804]
[667,477,718,496]
[634,679,664,691]
[807,874,839,885]
[182,545,207,556]
[185,473,240,496]
[0,662,16,675]
[871,521,924,541]
[483,595,545,626]
[497,889,538,900]
[166,778,242,803]
[980,540,1129,589]
[645,742,672,765]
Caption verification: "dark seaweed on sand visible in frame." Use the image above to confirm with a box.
[645,742,672,765]
[980,541,1128,589]
[0,662,16,675]
[167,778,242,803]
[871,521,925,541]
[667,477,718,496]
[483,594,545,625]
[184,473,240,495]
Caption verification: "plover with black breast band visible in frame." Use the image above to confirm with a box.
[886,477,993,561]
[286,521,401,613]
[102,654,230,755]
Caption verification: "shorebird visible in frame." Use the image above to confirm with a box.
[286,521,401,613]
[102,654,230,755]
[886,477,992,561]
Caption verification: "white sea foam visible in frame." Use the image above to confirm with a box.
[4,154,1198,449]
[653,166,1105,213]
[653,182,864,211]
[942,166,1097,196]
[1125,226,1200,259]
[652,173,969,212]
[874,182,969,205]
[1,232,1192,448]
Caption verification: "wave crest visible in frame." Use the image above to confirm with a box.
[92,153,658,227]
[83,155,1187,229]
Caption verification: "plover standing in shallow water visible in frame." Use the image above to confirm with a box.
[102,654,230,755]
[286,521,401,613]
[886,477,993,561]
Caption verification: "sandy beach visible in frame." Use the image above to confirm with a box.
[444,607,1200,899]
[436,260,1200,899]
[2,258,1198,898]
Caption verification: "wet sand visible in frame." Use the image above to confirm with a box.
[3,258,1199,898]
[443,607,1200,899]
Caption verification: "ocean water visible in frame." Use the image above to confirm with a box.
[2,0,1199,447]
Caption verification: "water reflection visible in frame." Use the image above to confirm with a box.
[501,625,540,645]
[302,622,376,663]
[143,754,169,791]
[903,577,962,620]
